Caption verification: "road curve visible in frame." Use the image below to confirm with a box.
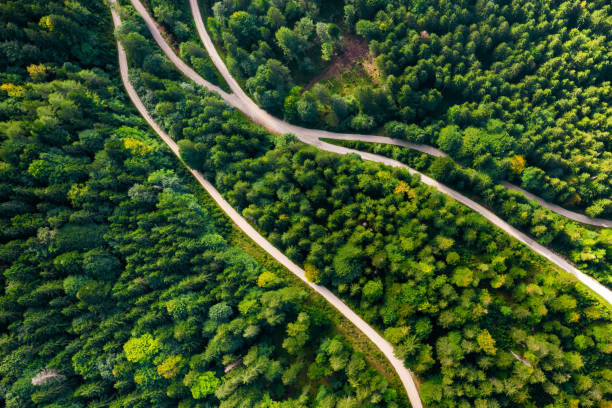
[501,182,612,228]
[128,0,612,306]
[108,3,423,407]
[321,136,612,229]
[186,0,611,229]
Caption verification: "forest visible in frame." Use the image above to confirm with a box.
[0,1,401,407]
[198,0,612,218]
[325,138,612,287]
[138,0,612,286]
[115,3,612,407]
[2,0,612,407]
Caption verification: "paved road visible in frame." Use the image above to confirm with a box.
[185,0,612,305]
[109,3,423,407]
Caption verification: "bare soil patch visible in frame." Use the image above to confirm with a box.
[304,35,377,91]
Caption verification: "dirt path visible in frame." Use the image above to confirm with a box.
[109,2,423,407]
[117,0,612,405]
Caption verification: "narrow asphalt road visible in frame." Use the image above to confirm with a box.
[109,3,423,407]
[130,0,612,307]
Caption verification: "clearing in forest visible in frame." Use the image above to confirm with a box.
[304,35,380,91]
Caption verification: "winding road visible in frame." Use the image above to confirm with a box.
[499,182,611,228]
[126,0,612,307]
[109,2,423,407]
[187,0,611,229]
[111,0,612,405]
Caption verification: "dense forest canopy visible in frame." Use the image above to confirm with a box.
[115,5,612,406]
[2,0,612,407]
[200,0,612,217]
[323,138,612,287]
[0,1,401,407]
[149,0,612,285]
